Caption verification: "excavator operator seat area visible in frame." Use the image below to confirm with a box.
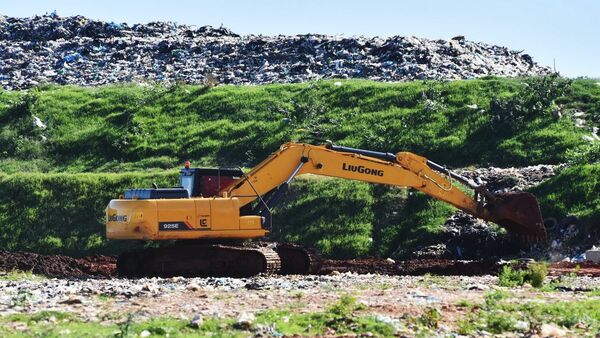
[180,168,244,197]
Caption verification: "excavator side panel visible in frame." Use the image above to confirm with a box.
[107,197,266,240]
[156,199,196,238]
[195,199,212,230]
[209,198,241,230]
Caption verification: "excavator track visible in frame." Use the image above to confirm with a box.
[276,243,322,275]
[117,244,281,278]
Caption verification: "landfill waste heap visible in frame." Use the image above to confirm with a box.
[0,14,551,90]
[401,165,593,263]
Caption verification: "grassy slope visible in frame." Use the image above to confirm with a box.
[0,172,177,255]
[0,77,598,258]
[0,77,593,173]
[531,163,600,242]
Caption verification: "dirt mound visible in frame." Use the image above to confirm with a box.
[0,250,116,278]
[0,252,503,277]
[549,261,600,277]
[2,250,598,278]
[320,258,500,276]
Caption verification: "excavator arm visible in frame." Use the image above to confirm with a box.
[224,142,546,244]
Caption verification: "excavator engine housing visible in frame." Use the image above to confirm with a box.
[106,167,267,240]
[107,197,267,240]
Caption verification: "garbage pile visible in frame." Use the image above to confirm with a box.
[0,14,552,90]
[455,164,561,193]
[455,164,599,262]
[403,165,571,260]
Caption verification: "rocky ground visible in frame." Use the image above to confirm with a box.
[1,270,600,337]
[0,14,551,90]
[0,273,502,322]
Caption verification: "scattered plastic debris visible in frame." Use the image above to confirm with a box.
[586,247,600,263]
[32,116,47,129]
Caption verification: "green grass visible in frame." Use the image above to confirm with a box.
[530,163,600,242]
[497,263,549,288]
[271,176,375,258]
[0,312,205,338]
[372,187,454,258]
[0,296,397,337]
[532,163,600,221]
[0,269,45,281]
[557,78,600,125]
[255,294,395,336]
[458,293,600,335]
[0,76,593,173]
[484,290,512,306]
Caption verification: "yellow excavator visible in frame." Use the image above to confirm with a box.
[106,142,547,277]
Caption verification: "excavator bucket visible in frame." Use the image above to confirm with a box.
[487,191,547,245]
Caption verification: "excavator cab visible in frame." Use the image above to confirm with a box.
[179,167,243,198]
[121,166,244,200]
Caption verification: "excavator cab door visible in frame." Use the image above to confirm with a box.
[180,169,195,198]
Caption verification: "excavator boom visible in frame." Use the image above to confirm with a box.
[225,142,547,244]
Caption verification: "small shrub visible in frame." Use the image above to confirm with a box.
[498,265,527,287]
[456,319,476,335]
[527,262,549,288]
[498,263,548,288]
[486,311,517,334]
[418,307,441,329]
[487,74,571,132]
[456,299,474,308]
[328,294,362,317]
[484,290,511,306]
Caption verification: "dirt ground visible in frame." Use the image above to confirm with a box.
[1,250,599,278]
